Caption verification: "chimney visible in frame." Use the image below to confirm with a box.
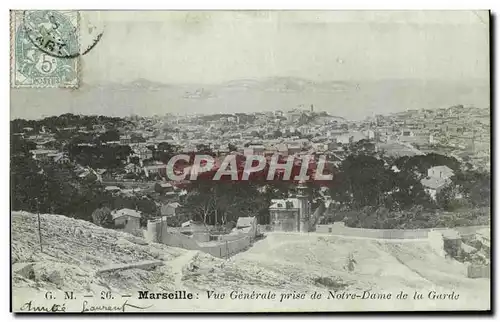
[310,104,314,113]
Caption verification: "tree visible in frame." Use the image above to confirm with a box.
[331,155,392,209]
[11,135,36,156]
[183,185,216,224]
[91,207,114,228]
[156,142,178,163]
[98,130,120,143]
[11,155,46,212]
[394,153,461,179]
[454,170,490,207]
[349,139,376,156]
[272,130,283,138]
[131,133,146,143]
[386,170,433,211]
[228,143,238,152]
[130,156,141,165]
[183,179,266,226]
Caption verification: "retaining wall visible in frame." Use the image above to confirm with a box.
[315,225,429,239]
[314,224,489,240]
[199,236,251,258]
[218,231,247,242]
[467,264,490,278]
[145,219,252,258]
[160,232,200,250]
[428,230,446,257]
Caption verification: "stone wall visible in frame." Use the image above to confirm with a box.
[145,219,252,258]
[199,237,252,258]
[315,224,429,239]
[315,224,489,240]
[467,264,490,278]
[428,230,446,257]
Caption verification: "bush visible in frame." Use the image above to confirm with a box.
[91,207,114,228]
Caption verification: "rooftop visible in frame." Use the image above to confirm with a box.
[420,177,449,190]
[236,216,256,228]
[111,208,142,220]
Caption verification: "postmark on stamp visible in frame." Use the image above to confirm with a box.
[11,10,80,88]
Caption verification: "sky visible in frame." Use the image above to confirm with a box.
[81,10,489,84]
[10,10,490,119]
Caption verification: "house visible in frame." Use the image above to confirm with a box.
[52,153,70,164]
[75,166,102,183]
[243,147,253,156]
[92,124,106,132]
[287,143,302,155]
[119,135,132,145]
[180,220,208,233]
[155,182,174,194]
[399,132,431,145]
[400,129,415,137]
[96,169,114,181]
[104,185,121,193]
[363,129,377,140]
[35,139,56,149]
[286,111,303,123]
[144,163,168,178]
[30,149,59,161]
[420,177,449,200]
[269,198,303,232]
[111,208,142,231]
[233,216,258,238]
[427,165,454,180]
[133,147,153,160]
[124,163,142,174]
[269,183,312,232]
[160,202,181,218]
[420,165,455,200]
[248,145,265,156]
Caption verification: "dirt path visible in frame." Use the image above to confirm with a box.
[169,251,198,288]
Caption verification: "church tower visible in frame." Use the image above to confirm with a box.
[297,181,310,232]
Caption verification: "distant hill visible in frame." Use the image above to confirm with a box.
[220,77,355,93]
[11,78,489,121]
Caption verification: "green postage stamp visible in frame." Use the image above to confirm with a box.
[10,10,80,88]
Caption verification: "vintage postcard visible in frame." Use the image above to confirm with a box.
[10,10,491,313]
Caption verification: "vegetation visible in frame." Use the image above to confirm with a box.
[10,114,490,230]
[91,207,114,228]
[11,113,129,134]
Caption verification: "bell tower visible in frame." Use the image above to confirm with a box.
[297,180,309,232]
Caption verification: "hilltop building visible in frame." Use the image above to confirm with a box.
[269,182,311,232]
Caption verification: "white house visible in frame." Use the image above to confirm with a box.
[111,208,142,231]
[427,165,454,180]
[160,202,181,218]
[420,165,454,200]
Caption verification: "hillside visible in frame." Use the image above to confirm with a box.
[11,212,489,312]
[12,211,186,293]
